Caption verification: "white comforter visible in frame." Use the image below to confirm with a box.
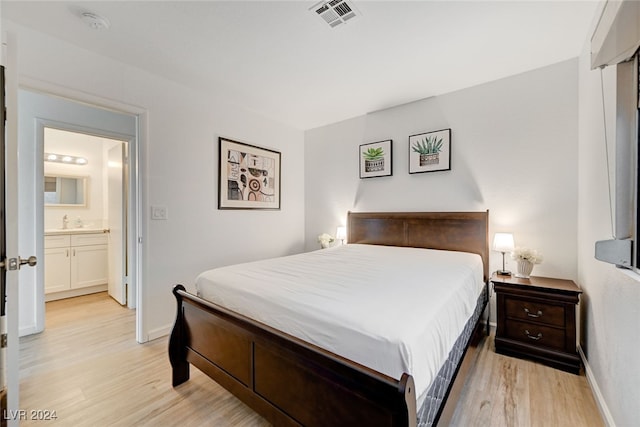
[196,244,484,404]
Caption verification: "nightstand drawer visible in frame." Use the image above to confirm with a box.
[504,320,565,351]
[504,297,565,327]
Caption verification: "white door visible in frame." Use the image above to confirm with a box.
[3,36,38,426]
[0,61,16,427]
[108,143,126,304]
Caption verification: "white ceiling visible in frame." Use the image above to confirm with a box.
[3,1,601,130]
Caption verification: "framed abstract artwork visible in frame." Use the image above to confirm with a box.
[359,139,392,178]
[218,137,281,210]
[408,129,451,174]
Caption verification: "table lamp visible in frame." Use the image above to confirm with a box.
[493,232,515,276]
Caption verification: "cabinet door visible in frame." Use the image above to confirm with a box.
[44,247,71,293]
[71,244,108,289]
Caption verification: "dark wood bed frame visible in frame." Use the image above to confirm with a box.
[169,211,489,426]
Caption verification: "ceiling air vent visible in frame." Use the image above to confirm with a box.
[310,0,359,28]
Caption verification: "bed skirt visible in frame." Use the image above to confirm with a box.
[418,285,488,426]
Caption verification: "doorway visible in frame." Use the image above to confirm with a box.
[17,89,140,338]
[43,127,128,305]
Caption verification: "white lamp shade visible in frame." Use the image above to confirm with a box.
[492,232,514,252]
[336,226,347,241]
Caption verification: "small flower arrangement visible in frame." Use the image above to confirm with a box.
[317,233,335,249]
[510,247,543,264]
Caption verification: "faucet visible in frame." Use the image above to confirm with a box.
[62,214,68,229]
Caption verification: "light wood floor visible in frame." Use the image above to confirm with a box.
[19,292,603,426]
[449,332,603,427]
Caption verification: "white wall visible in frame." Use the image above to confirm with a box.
[577,46,640,426]
[8,21,305,339]
[305,59,579,296]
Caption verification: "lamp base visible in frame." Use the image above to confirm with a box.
[496,270,512,276]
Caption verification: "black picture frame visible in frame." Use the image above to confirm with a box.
[359,139,393,179]
[408,129,451,174]
[218,137,281,210]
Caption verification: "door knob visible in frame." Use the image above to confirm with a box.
[0,256,38,271]
[19,256,38,267]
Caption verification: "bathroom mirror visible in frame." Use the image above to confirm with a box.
[44,175,88,207]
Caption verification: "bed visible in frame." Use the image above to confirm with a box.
[169,211,489,426]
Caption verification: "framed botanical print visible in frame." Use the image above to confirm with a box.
[359,139,392,178]
[218,137,281,210]
[408,129,451,174]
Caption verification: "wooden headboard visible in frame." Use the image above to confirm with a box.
[347,211,489,281]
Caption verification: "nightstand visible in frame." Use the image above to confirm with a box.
[491,273,582,374]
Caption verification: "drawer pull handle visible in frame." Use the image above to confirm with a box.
[524,330,543,340]
[524,308,543,318]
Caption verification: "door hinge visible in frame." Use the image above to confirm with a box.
[1,333,7,348]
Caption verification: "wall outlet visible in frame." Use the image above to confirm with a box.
[151,205,168,220]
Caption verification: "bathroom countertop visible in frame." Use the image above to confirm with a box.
[45,228,109,236]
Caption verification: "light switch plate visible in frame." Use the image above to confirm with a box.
[151,205,168,220]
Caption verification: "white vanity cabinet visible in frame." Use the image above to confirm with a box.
[44,231,108,295]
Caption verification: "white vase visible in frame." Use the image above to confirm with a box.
[515,260,534,278]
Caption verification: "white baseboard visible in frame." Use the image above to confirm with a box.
[147,324,172,341]
[578,345,616,427]
[19,325,40,337]
[44,284,108,302]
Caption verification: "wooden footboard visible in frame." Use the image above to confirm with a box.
[169,285,417,427]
